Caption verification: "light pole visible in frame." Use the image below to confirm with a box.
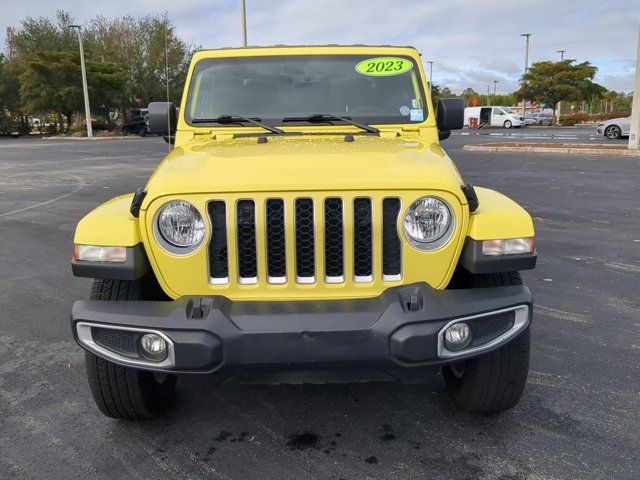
[69,25,92,138]
[493,80,498,96]
[521,33,532,117]
[427,61,434,95]
[629,25,640,149]
[241,0,247,47]
[556,50,566,124]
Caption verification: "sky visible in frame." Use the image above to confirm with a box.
[1,0,639,94]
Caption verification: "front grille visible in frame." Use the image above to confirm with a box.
[207,195,402,286]
[91,327,139,358]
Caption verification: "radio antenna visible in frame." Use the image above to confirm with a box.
[165,18,172,151]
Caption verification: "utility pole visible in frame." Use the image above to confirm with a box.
[521,33,532,117]
[629,25,640,149]
[493,80,498,96]
[241,0,248,47]
[69,25,92,138]
[427,61,434,95]
[556,50,566,124]
[486,84,490,106]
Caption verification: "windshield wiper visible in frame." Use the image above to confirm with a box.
[282,114,380,134]
[192,115,284,134]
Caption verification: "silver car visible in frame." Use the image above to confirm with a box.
[597,117,631,140]
[524,113,553,126]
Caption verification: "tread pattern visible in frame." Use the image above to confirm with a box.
[443,271,530,413]
[84,278,176,420]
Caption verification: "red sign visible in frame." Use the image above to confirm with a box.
[472,97,478,106]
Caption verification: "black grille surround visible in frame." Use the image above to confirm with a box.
[324,198,344,281]
[382,198,402,279]
[236,200,258,282]
[353,198,373,280]
[265,199,286,282]
[208,201,229,282]
[295,198,315,281]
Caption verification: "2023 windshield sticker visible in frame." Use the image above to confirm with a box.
[355,57,413,76]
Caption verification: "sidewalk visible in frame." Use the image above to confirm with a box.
[463,142,640,157]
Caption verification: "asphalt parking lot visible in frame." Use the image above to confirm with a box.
[1,127,639,479]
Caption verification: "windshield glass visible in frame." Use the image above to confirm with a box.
[501,107,513,114]
[185,55,427,126]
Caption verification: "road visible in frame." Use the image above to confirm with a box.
[1,129,639,479]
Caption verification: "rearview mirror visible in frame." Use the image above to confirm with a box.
[436,98,464,140]
[148,102,177,136]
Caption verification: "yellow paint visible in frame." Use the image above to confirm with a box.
[74,194,140,246]
[73,45,535,301]
[139,190,468,300]
[468,188,535,240]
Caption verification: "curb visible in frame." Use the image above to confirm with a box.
[463,144,640,157]
[43,136,146,141]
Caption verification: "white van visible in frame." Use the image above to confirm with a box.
[464,106,524,128]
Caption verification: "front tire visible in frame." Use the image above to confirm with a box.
[605,125,621,139]
[84,278,177,419]
[443,272,530,413]
[504,120,512,129]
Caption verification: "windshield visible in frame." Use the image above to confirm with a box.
[185,55,427,126]
[501,107,514,114]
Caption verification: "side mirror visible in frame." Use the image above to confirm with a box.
[148,102,177,136]
[436,98,464,141]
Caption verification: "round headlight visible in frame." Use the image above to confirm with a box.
[157,201,205,248]
[403,197,454,249]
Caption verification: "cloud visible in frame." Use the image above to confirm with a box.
[2,0,638,92]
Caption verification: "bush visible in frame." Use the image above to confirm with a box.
[559,111,631,126]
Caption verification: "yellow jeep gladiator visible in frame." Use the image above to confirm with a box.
[70,46,536,419]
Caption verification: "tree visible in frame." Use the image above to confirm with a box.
[6,10,77,61]
[0,54,27,134]
[514,60,606,118]
[461,88,479,106]
[20,51,125,132]
[84,14,196,117]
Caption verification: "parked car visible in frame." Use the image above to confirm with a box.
[121,115,149,136]
[464,106,524,128]
[524,112,553,126]
[596,117,631,139]
[70,45,537,419]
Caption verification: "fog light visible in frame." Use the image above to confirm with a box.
[139,333,168,361]
[444,322,471,351]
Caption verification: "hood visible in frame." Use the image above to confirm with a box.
[143,135,465,206]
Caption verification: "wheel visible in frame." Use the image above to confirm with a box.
[138,126,147,137]
[442,272,530,413]
[84,278,176,420]
[605,125,622,140]
[503,120,512,129]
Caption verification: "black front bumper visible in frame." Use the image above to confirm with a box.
[70,283,532,381]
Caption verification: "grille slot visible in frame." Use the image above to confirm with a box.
[324,198,344,282]
[295,198,315,282]
[91,327,139,358]
[236,200,258,283]
[266,199,286,283]
[208,201,229,283]
[353,198,373,282]
[382,198,402,280]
